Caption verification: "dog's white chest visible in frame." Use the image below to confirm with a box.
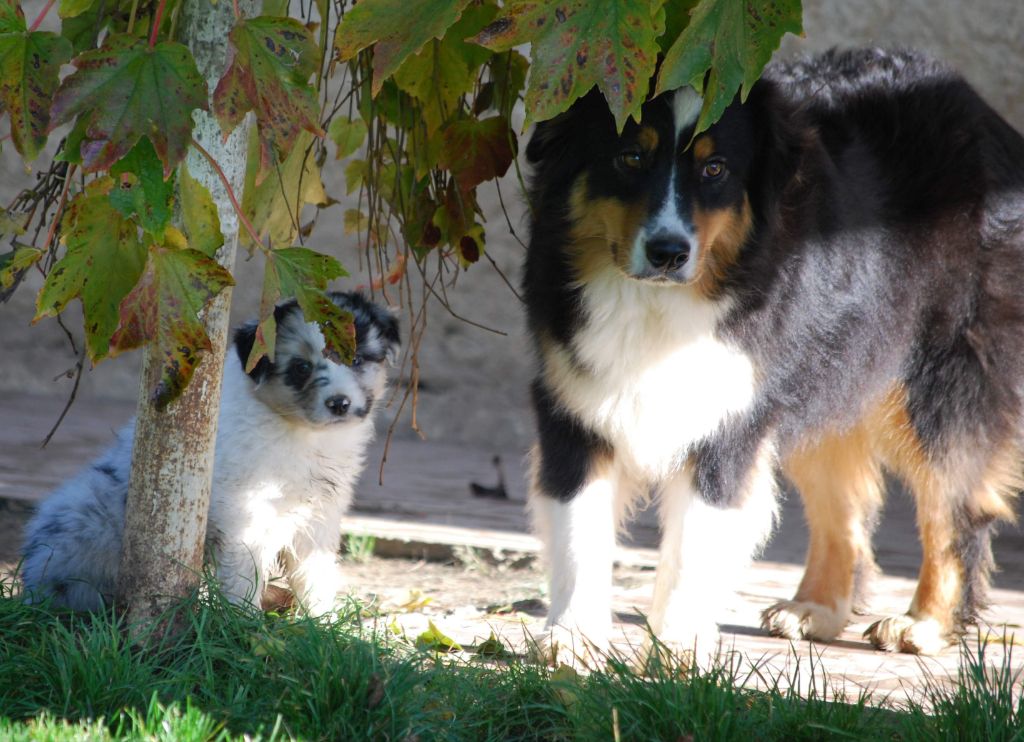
[548,278,757,478]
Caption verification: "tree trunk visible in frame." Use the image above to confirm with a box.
[116,0,261,628]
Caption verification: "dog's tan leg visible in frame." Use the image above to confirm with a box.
[763,424,883,642]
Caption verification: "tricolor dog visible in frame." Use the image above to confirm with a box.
[523,48,1024,661]
[21,291,399,614]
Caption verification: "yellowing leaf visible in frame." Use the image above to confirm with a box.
[0,2,73,160]
[334,0,474,95]
[416,620,462,653]
[213,16,323,185]
[656,0,803,135]
[0,246,42,289]
[109,235,234,409]
[58,0,96,19]
[34,179,147,362]
[49,35,207,176]
[397,589,433,613]
[179,164,224,258]
[472,0,664,131]
[328,116,367,159]
[242,130,326,249]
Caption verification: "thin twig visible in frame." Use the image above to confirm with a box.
[41,347,86,448]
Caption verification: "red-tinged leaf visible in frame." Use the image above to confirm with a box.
[334,0,474,95]
[245,247,354,372]
[34,179,146,362]
[213,16,322,185]
[472,0,664,131]
[0,0,73,161]
[48,34,207,177]
[656,0,802,135]
[109,234,234,409]
[437,116,515,193]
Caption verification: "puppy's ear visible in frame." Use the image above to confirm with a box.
[375,304,401,366]
[233,321,273,383]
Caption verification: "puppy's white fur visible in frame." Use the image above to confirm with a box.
[21,294,398,615]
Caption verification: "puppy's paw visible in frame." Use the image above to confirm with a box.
[761,599,848,642]
[864,614,952,654]
[526,625,609,670]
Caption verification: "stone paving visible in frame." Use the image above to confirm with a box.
[2,390,1023,706]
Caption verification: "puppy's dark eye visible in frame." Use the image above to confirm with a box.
[289,359,313,380]
[616,149,645,170]
[701,159,726,180]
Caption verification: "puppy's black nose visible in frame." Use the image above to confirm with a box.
[325,395,351,416]
[645,237,691,270]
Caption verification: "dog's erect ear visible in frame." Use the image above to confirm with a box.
[377,305,401,366]
[745,77,806,212]
[233,321,273,383]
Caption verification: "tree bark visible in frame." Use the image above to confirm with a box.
[116,0,261,629]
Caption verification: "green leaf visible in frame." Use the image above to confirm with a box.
[416,620,462,653]
[327,116,367,160]
[391,2,497,134]
[213,16,323,185]
[437,115,515,193]
[656,0,802,135]
[472,0,664,131]
[179,163,223,258]
[59,0,96,19]
[109,136,174,239]
[334,0,474,95]
[0,4,73,161]
[109,231,235,410]
[487,50,528,116]
[0,245,42,289]
[49,34,208,176]
[60,6,105,55]
[241,130,327,249]
[245,247,353,373]
[35,179,147,362]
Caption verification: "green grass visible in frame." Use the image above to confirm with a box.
[1,574,1021,741]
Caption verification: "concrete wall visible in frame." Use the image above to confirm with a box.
[2,0,1022,453]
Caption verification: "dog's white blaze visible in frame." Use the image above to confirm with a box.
[629,167,699,277]
[546,273,757,479]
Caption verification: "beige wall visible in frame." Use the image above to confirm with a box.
[2,0,1022,452]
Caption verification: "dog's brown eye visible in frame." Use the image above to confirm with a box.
[702,160,726,180]
[617,150,644,169]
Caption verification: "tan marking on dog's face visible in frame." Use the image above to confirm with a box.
[637,126,659,154]
[567,176,648,280]
[691,195,752,297]
[693,135,715,162]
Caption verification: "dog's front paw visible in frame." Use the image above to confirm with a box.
[761,599,848,642]
[864,614,952,654]
[526,625,610,669]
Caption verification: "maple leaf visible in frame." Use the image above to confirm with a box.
[472,0,665,131]
[0,0,73,161]
[334,0,474,96]
[34,178,147,362]
[437,115,516,193]
[327,116,367,160]
[213,16,323,185]
[109,136,174,239]
[244,247,353,373]
[0,245,42,290]
[109,229,234,410]
[48,34,207,177]
[179,163,223,259]
[656,0,803,136]
[391,2,496,134]
[241,130,327,249]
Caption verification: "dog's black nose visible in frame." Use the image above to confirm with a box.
[325,395,351,416]
[645,237,691,270]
